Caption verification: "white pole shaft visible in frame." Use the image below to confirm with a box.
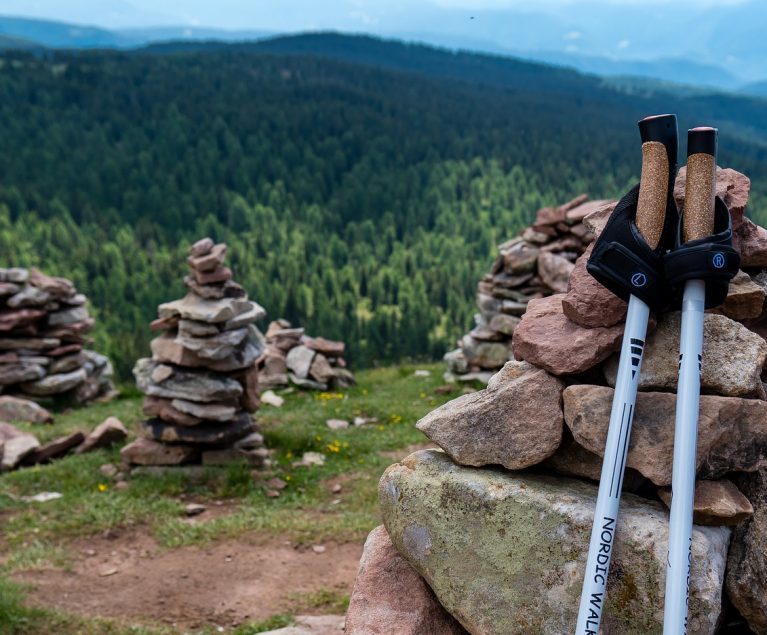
[575,294,650,635]
[663,279,706,634]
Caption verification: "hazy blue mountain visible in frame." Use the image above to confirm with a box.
[118,26,272,44]
[0,16,131,48]
[0,32,43,50]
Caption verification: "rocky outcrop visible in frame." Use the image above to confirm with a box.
[0,267,115,404]
[257,319,354,390]
[379,450,730,635]
[444,194,616,382]
[124,238,268,468]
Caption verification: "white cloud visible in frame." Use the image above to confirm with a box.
[617,39,630,50]
[563,30,581,40]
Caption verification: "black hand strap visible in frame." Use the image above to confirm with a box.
[663,196,740,308]
[586,184,677,311]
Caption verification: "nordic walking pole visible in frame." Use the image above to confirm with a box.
[576,113,678,635]
[662,127,718,635]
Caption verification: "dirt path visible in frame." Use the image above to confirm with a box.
[14,529,363,631]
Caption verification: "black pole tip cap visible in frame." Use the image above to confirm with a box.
[687,127,718,158]
[638,113,678,147]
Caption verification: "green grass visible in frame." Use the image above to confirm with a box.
[0,363,463,633]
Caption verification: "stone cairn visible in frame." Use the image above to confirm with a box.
[259,319,355,391]
[346,169,767,635]
[0,266,115,404]
[445,194,615,383]
[121,238,268,468]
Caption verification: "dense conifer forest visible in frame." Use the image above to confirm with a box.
[1,34,766,377]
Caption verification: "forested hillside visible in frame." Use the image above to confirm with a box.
[1,35,766,378]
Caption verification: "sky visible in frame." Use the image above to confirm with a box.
[0,0,751,30]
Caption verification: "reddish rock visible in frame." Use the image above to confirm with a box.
[537,252,574,294]
[717,270,766,320]
[345,525,468,635]
[658,479,753,526]
[24,431,85,465]
[150,315,180,332]
[47,343,83,357]
[583,201,618,238]
[28,267,76,299]
[238,365,260,413]
[302,335,345,357]
[189,237,214,258]
[143,396,203,427]
[0,309,46,332]
[187,243,227,272]
[566,199,614,222]
[562,244,627,328]
[501,241,539,274]
[76,417,128,454]
[417,361,565,470]
[192,265,232,286]
[512,294,624,375]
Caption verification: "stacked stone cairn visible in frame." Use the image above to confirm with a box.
[0,266,115,404]
[122,238,268,468]
[259,319,355,391]
[445,194,615,383]
[346,169,767,635]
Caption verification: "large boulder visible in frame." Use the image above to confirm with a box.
[0,396,53,424]
[416,361,565,470]
[512,294,624,375]
[564,385,767,485]
[603,312,767,398]
[346,525,468,635]
[380,450,730,635]
[726,469,767,634]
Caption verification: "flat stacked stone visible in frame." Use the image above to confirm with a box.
[258,319,355,391]
[0,266,116,404]
[122,238,268,468]
[445,194,616,383]
[351,168,767,634]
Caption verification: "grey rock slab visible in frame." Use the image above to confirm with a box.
[604,311,767,398]
[223,300,266,330]
[141,412,254,446]
[2,434,40,470]
[158,294,254,324]
[6,285,50,308]
[380,449,730,635]
[76,417,128,454]
[286,345,316,379]
[134,358,243,403]
[176,326,249,360]
[0,267,29,283]
[0,337,59,351]
[0,363,46,385]
[21,368,87,396]
[417,361,564,470]
[460,335,512,369]
[47,306,90,327]
[178,319,220,338]
[120,437,199,466]
[170,398,238,422]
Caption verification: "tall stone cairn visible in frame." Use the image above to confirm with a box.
[0,266,115,404]
[122,238,268,468]
[445,194,615,383]
[348,168,767,635]
[259,318,355,391]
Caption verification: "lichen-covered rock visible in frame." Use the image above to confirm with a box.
[416,361,564,470]
[604,312,767,398]
[346,525,468,635]
[380,450,730,635]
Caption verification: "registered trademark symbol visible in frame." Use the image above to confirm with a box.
[712,253,725,269]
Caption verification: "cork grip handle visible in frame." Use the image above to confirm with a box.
[683,127,717,242]
[636,114,678,249]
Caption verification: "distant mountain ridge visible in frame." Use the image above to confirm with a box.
[0,13,765,95]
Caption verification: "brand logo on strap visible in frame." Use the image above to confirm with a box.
[631,272,647,287]
[712,253,726,269]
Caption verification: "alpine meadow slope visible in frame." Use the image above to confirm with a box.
[0,33,766,378]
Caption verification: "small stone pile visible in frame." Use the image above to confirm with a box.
[347,168,767,635]
[0,267,115,404]
[258,319,355,391]
[445,194,615,383]
[122,238,268,468]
